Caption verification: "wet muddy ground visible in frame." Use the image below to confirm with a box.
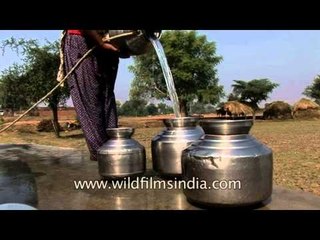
[0,144,319,210]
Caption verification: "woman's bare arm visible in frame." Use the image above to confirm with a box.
[81,30,119,52]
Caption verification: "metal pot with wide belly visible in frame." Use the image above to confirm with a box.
[103,30,162,57]
[97,127,146,179]
[182,119,273,207]
[151,117,204,177]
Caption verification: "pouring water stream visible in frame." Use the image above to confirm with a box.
[149,37,182,118]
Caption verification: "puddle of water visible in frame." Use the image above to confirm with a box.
[0,159,38,207]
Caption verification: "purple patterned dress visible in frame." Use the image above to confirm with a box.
[63,33,119,161]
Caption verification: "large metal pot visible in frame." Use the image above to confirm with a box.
[182,119,273,207]
[152,117,204,177]
[103,30,162,57]
[97,127,146,179]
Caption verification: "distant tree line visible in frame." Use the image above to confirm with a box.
[117,99,173,116]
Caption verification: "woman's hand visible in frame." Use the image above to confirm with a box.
[81,30,119,52]
[100,42,119,52]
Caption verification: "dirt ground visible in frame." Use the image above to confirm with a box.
[0,114,319,197]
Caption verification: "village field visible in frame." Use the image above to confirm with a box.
[0,113,319,197]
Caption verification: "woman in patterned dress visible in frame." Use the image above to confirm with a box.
[61,30,120,161]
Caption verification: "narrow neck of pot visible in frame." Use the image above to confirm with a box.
[106,127,134,139]
[163,117,200,128]
[199,119,253,135]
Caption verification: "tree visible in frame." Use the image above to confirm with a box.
[0,64,31,115]
[304,75,320,104]
[116,100,122,110]
[118,99,148,116]
[129,30,224,117]
[145,103,158,115]
[231,79,279,120]
[157,102,173,115]
[227,92,240,101]
[1,37,69,137]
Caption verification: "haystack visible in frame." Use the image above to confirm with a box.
[293,98,319,112]
[263,101,292,120]
[293,98,320,119]
[223,101,254,117]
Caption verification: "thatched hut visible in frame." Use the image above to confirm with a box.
[292,98,320,119]
[263,101,292,120]
[223,101,254,118]
[293,98,319,112]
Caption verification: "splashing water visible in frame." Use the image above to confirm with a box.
[149,38,181,118]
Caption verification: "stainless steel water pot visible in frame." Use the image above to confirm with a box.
[152,117,204,177]
[97,127,146,179]
[182,119,273,207]
[102,30,162,57]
